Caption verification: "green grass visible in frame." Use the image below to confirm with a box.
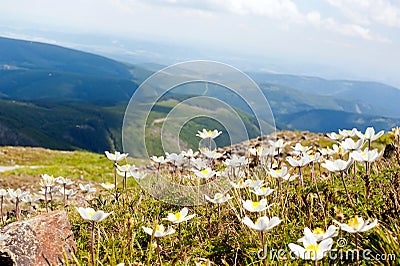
[0,131,399,265]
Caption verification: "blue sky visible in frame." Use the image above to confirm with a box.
[1,0,400,87]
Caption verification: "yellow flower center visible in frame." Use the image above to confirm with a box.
[252,201,260,208]
[313,228,325,236]
[306,244,320,257]
[175,212,181,221]
[215,193,223,199]
[201,169,209,175]
[361,152,366,157]
[155,225,164,233]
[88,211,96,217]
[347,217,360,229]
[276,169,281,174]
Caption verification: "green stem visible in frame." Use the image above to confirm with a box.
[0,196,3,224]
[261,231,266,266]
[340,171,355,210]
[157,242,163,266]
[91,221,95,266]
[114,162,118,201]
[45,189,49,213]
[355,234,359,266]
[178,223,182,253]
[63,184,66,208]
[353,160,357,186]
[298,167,304,188]
[15,198,20,221]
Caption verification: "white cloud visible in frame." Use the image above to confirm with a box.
[326,0,400,28]
[305,11,390,43]
[146,0,303,22]
[141,0,390,42]
[219,0,302,22]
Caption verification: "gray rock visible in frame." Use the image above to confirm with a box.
[0,210,76,265]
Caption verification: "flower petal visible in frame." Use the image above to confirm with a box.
[288,243,306,259]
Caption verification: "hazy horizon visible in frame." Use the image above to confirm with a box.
[1,0,400,88]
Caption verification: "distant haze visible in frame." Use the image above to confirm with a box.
[1,0,400,88]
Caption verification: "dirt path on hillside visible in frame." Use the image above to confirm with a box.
[0,165,41,173]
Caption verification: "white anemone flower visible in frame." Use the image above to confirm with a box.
[79,183,97,193]
[242,216,281,231]
[8,188,29,200]
[321,159,352,172]
[100,182,115,190]
[200,149,223,159]
[248,146,266,157]
[243,199,271,212]
[104,151,128,163]
[298,225,338,243]
[356,127,384,142]
[204,193,231,204]
[268,167,297,181]
[268,139,289,150]
[193,167,218,179]
[250,186,274,197]
[142,224,176,238]
[229,179,252,189]
[247,179,265,189]
[21,194,41,204]
[117,164,138,173]
[286,155,312,168]
[132,172,147,181]
[165,152,185,166]
[339,128,360,138]
[327,132,344,141]
[0,189,7,197]
[39,186,60,195]
[59,188,76,197]
[117,164,138,178]
[151,155,169,164]
[196,128,222,139]
[190,158,208,170]
[333,216,378,233]
[332,144,347,156]
[340,138,364,152]
[350,148,382,163]
[76,207,112,222]
[291,143,312,156]
[224,155,248,167]
[181,149,199,158]
[40,174,56,187]
[289,234,333,261]
[308,152,322,163]
[163,207,196,224]
[105,151,128,162]
[56,176,74,186]
[319,147,336,157]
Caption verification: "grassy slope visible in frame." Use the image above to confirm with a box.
[0,131,399,265]
[0,99,126,152]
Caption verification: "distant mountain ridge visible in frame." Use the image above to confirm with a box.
[250,72,400,118]
[0,36,398,153]
[0,36,133,78]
